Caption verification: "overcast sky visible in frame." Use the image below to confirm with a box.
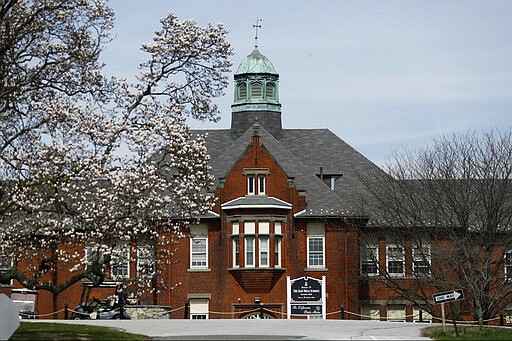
[102,0,512,167]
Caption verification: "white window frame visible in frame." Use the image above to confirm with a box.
[245,236,255,267]
[413,245,431,277]
[247,175,255,195]
[307,236,325,268]
[258,175,266,195]
[111,247,130,279]
[386,245,405,277]
[85,245,104,268]
[189,298,209,320]
[233,237,240,268]
[190,237,208,269]
[137,245,155,278]
[274,237,282,268]
[247,174,266,196]
[259,236,269,267]
[505,250,512,280]
[361,245,379,276]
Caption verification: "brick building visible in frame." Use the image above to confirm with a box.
[2,46,509,322]
[163,46,436,321]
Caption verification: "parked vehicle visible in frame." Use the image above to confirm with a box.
[71,283,130,320]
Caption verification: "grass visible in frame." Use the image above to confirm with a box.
[9,322,150,341]
[422,325,512,340]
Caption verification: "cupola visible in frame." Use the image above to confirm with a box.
[231,22,282,137]
[231,48,281,115]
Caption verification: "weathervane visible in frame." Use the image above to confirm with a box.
[253,17,262,49]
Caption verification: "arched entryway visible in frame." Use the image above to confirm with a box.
[241,311,276,319]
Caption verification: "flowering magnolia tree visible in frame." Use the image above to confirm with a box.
[0,0,232,313]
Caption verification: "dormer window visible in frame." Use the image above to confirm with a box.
[316,171,342,191]
[244,168,269,196]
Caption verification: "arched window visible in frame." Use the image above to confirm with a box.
[250,82,262,98]
[266,83,275,100]
[238,82,247,100]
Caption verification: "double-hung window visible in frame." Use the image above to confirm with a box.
[361,245,379,276]
[274,222,282,268]
[85,245,104,269]
[191,237,208,269]
[111,247,130,279]
[245,236,255,267]
[244,169,268,196]
[274,238,282,268]
[190,224,208,270]
[386,245,405,276]
[189,298,209,319]
[307,236,325,268]
[137,245,155,278]
[307,223,325,268]
[505,250,512,280]
[413,245,431,277]
[259,236,269,267]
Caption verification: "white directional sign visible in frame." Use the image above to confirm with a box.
[433,289,464,304]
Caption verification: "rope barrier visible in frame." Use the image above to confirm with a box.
[16,303,510,325]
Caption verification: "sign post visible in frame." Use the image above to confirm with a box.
[432,289,465,333]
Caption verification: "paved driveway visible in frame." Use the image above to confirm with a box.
[34,319,432,340]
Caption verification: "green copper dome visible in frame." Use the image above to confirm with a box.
[235,48,278,75]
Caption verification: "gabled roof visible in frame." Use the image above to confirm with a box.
[194,124,386,219]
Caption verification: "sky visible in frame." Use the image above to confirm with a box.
[102,0,512,167]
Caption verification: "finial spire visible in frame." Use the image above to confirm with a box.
[253,17,262,49]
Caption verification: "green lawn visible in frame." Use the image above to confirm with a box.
[10,322,150,341]
[423,326,512,340]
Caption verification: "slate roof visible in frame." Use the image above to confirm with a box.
[194,123,387,219]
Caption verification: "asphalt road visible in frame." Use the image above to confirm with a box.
[33,319,432,340]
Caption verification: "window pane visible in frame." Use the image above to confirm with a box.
[259,237,268,267]
[111,248,129,278]
[191,238,207,268]
[233,238,240,267]
[387,246,404,275]
[308,237,324,267]
[274,238,281,267]
[246,237,254,266]
[413,246,430,276]
[258,175,265,195]
[505,251,512,280]
[247,175,255,194]
[137,246,155,278]
[361,246,378,276]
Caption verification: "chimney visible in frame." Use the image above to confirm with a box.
[253,122,260,164]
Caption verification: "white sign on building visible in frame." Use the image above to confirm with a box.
[287,276,326,319]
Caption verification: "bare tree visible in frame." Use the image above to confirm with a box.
[365,129,512,325]
[0,0,232,314]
